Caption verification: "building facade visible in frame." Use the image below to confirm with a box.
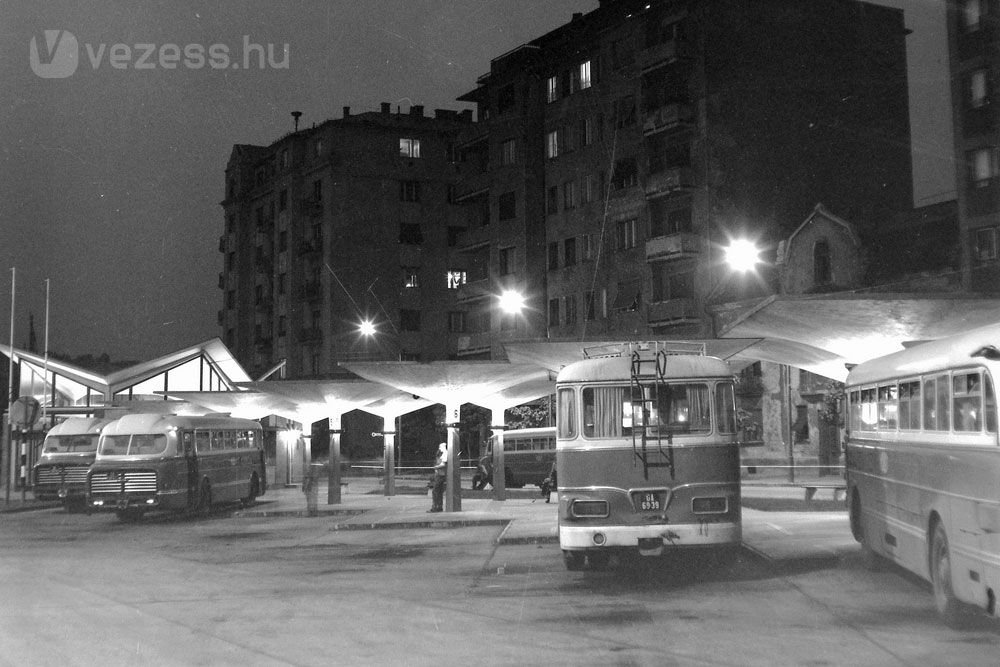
[451,0,913,356]
[220,105,475,378]
[948,0,1000,292]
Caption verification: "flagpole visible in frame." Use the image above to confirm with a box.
[42,279,49,423]
[6,267,15,504]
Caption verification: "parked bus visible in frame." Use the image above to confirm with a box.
[845,323,1000,624]
[87,413,266,521]
[472,426,556,489]
[33,416,118,512]
[555,342,742,570]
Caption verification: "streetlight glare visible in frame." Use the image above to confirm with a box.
[498,290,526,314]
[358,319,377,336]
[724,239,760,272]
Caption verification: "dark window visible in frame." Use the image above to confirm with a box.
[548,242,559,270]
[498,191,516,220]
[279,189,288,211]
[400,309,421,331]
[313,180,323,201]
[448,311,465,333]
[615,96,636,128]
[547,186,559,215]
[400,180,421,202]
[447,226,463,247]
[497,84,515,115]
[499,247,515,275]
[814,240,832,285]
[612,158,638,190]
[399,223,424,244]
[565,237,577,266]
[548,298,560,327]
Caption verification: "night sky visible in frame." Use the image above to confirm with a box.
[1,1,951,362]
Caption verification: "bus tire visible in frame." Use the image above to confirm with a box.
[930,521,967,627]
[197,481,212,514]
[240,474,260,508]
[851,491,882,571]
[563,550,585,571]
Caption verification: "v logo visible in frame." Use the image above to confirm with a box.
[29,29,79,79]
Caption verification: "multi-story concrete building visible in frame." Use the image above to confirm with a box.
[948,0,1000,291]
[451,0,913,356]
[220,104,474,378]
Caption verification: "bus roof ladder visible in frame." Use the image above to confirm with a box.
[629,348,676,481]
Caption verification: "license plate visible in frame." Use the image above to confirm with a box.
[633,491,665,512]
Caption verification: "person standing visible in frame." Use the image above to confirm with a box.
[429,442,447,512]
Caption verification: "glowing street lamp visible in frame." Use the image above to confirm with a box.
[497,289,526,315]
[358,319,377,337]
[723,238,761,273]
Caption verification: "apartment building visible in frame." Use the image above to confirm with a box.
[949,0,1000,291]
[220,104,474,378]
[451,0,913,355]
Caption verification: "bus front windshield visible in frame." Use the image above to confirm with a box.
[44,435,99,454]
[583,383,711,437]
[99,434,169,456]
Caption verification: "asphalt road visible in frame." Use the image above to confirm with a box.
[1,504,997,666]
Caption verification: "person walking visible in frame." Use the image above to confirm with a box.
[428,442,447,512]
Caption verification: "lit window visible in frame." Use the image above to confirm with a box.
[616,218,638,250]
[970,147,998,187]
[403,267,419,288]
[976,227,998,262]
[546,130,559,159]
[446,270,467,289]
[400,138,421,158]
[579,60,591,90]
[964,0,985,31]
[970,70,988,108]
[546,75,559,103]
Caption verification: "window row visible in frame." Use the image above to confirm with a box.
[543,115,602,159]
[547,234,598,270]
[848,369,998,434]
[547,173,606,214]
[546,59,594,103]
[548,289,608,327]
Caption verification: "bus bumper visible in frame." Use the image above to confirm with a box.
[560,522,741,553]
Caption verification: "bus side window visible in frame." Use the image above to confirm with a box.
[196,431,210,453]
[182,432,194,454]
[987,374,998,434]
[557,387,577,438]
[953,372,983,432]
[922,378,938,431]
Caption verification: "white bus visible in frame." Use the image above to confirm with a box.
[845,322,1000,624]
[473,426,556,489]
[556,342,742,570]
[33,416,118,512]
[88,413,266,521]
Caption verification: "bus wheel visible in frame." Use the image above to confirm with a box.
[851,492,881,571]
[587,551,610,571]
[930,522,967,627]
[563,550,585,571]
[240,475,259,508]
[197,481,212,514]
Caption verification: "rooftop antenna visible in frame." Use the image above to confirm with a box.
[291,111,302,132]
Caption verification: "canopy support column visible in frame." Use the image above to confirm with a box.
[445,401,461,512]
[327,414,342,505]
[381,422,396,497]
[488,404,507,501]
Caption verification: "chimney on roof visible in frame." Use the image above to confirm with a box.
[343,106,350,118]
[381,102,390,114]
[291,110,302,132]
[411,105,424,117]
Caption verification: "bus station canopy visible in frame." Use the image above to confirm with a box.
[715,294,1000,381]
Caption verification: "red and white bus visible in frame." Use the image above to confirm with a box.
[555,342,742,570]
[88,413,266,521]
[33,416,118,512]
[845,323,1000,624]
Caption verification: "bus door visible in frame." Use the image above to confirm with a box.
[184,431,202,508]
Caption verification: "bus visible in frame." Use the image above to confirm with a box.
[845,323,1000,624]
[33,416,118,512]
[87,413,266,521]
[473,426,556,489]
[555,342,742,570]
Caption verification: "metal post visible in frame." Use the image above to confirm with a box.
[445,401,461,512]
[327,415,342,505]
[382,423,396,497]
[5,267,15,505]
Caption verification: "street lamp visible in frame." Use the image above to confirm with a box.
[357,319,377,337]
[723,238,761,273]
[497,289,526,315]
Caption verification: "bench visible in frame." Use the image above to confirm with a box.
[800,482,846,502]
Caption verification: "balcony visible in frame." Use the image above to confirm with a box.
[452,170,490,203]
[647,298,701,327]
[645,232,701,262]
[643,103,694,136]
[455,278,492,304]
[644,167,695,199]
[638,39,692,72]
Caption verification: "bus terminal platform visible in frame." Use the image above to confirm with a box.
[0,473,855,564]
